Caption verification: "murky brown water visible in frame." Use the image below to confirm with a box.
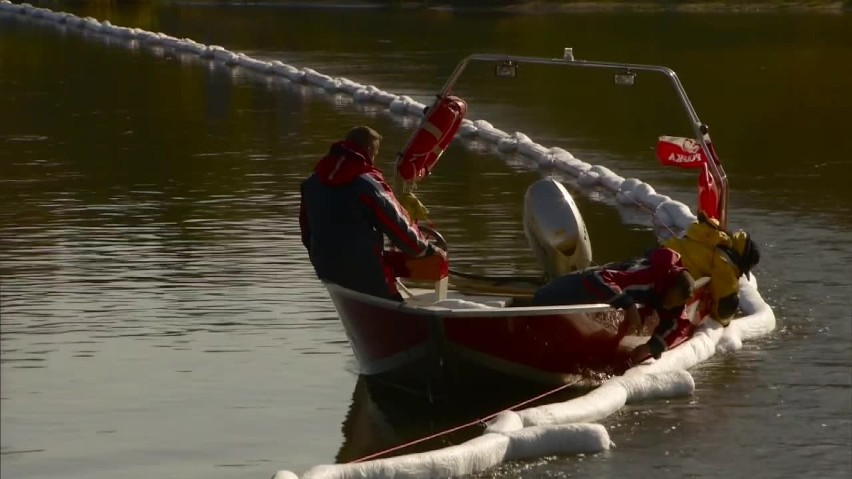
[1,4,850,479]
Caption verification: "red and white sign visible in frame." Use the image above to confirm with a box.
[656,136,708,168]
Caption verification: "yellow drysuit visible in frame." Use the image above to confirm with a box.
[663,218,755,325]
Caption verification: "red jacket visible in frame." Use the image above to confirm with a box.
[299,141,434,299]
[583,247,688,322]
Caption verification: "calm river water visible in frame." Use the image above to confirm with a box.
[1,3,850,479]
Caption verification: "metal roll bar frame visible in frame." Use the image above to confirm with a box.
[434,49,729,229]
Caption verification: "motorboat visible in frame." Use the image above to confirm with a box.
[324,49,729,401]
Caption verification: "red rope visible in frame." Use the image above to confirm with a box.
[348,380,578,464]
[349,185,680,466]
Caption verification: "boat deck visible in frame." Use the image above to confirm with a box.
[401,287,513,309]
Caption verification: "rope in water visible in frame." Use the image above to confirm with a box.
[348,379,580,463]
[355,179,691,465]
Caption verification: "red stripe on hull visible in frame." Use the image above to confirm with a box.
[442,310,630,377]
[327,283,706,389]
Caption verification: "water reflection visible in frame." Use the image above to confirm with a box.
[2,5,851,479]
[335,376,593,465]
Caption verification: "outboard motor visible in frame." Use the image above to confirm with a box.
[523,178,593,279]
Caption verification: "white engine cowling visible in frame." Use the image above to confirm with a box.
[523,178,593,279]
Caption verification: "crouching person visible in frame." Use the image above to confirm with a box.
[532,247,696,370]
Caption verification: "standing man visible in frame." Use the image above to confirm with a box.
[299,126,444,301]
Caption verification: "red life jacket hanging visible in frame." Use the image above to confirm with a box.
[396,95,468,183]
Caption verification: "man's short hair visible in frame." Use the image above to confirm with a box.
[345,126,382,150]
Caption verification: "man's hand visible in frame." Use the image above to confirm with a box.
[425,242,447,259]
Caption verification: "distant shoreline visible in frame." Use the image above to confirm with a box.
[197,1,850,13]
[497,1,848,13]
[13,0,849,13]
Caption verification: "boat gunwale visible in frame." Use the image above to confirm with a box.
[325,276,711,319]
